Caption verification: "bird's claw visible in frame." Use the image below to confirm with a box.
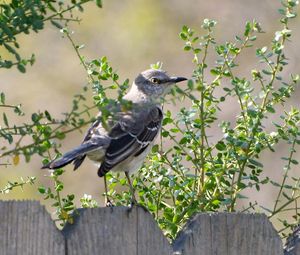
[105,198,114,208]
[126,199,148,214]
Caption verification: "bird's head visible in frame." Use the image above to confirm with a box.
[132,69,187,102]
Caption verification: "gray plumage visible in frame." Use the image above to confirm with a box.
[42,69,187,204]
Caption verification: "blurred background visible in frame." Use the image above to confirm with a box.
[1,0,300,231]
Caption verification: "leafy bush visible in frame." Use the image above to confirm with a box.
[1,0,299,240]
[106,1,300,239]
[0,0,102,72]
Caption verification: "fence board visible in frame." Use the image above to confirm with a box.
[172,213,212,255]
[0,201,65,255]
[0,201,290,255]
[136,206,172,255]
[284,225,300,255]
[173,212,283,255]
[63,206,172,255]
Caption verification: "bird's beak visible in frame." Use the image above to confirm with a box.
[169,76,188,83]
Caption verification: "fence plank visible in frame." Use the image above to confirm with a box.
[0,201,286,255]
[0,201,65,255]
[63,206,172,255]
[136,206,172,255]
[172,213,212,255]
[284,225,300,255]
[172,213,283,255]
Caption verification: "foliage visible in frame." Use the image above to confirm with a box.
[0,176,36,194]
[106,0,300,239]
[0,0,102,72]
[38,169,76,226]
[1,0,300,241]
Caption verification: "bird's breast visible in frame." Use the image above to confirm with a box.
[86,149,105,162]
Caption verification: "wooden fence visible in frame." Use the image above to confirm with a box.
[0,201,299,255]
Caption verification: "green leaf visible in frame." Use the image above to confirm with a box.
[210,69,220,76]
[55,183,64,192]
[44,110,52,121]
[17,64,26,73]
[184,45,191,51]
[182,25,189,33]
[244,21,251,36]
[0,92,5,104]
[38,186,46,194]
[3,113,9,127]
[162,118,173,126]
[47,3,57,12]
[151,144,159,153]
[237,182,247,189]
[32,18,44,30]
[291,159,299,165]
[216,141,226,151]
[262,69,272,75]
[96,0,103,7]
[187,80,194,90]
[247,109,258,118]
[261,46,267,54]
[179,32,187,40]
[50,20,63,29]
[54,168,64,176]
[31,113,39,123]
[248,159,263,168]
[266,105,275,113]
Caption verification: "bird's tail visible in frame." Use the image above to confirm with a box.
[41,142,99,170]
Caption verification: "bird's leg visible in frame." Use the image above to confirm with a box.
[104,174,113,207]
[125,172,137,206]
[125,172,148,215]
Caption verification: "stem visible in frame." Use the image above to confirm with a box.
[240,201,258,213]
[0,120,92,158]
[0,177,35,194]
[229,27,287,211]
[165,131,190,156]
[269,195,300,219]
[162,154,193,194]
[197,30,211,196]
[64,31,95,83]
[210,35,250,92]
[272,139,296,212]
[0,104,18,108]
[53,175,66,225]
[1,0,93,42]
[44,0,92,22]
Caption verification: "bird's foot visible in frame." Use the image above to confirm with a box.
[105,198,114,208]
[129,198,138,208]
[126,199,148,214]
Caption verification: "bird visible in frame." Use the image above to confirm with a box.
[42,69,187,206]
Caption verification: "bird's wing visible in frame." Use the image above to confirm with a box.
[72,119,100,170]
[98,105,163,176]
[78,102,123,144]
[72,115,112,170]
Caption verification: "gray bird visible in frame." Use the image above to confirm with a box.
[42,69,187,205]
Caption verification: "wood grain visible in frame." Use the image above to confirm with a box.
[63,205,172,255]
[0,201,288,255]
[173,212,283,255]
[0,201,65,255]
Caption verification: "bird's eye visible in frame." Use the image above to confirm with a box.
[150,77,160,84]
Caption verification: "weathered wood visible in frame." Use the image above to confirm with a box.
[284,225,300,255]
[172,213,212,254]
[173,212,283,255]
[0,201,286,254]
[0,201,65,255]
[63,206,172,255]
[136,206,172,255]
